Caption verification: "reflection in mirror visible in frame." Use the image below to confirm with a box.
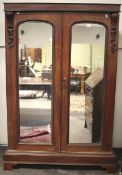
[69,23,105,143]
[18,22,53,144]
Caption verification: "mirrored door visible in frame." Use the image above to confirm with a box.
[15,13,62,151]
[18,21,53,144]
[61,13,107,152]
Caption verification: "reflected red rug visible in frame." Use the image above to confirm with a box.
[20,124,51,142]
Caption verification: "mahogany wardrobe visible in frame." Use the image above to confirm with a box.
[4,3,120,173]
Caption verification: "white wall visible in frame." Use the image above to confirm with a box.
[0,48,7,144]
[72,25,105,44]
[19,22,52,49]
[0,0,122,147]
[113,7,122,147]
[113,49,122,147]
[71,44,91,67]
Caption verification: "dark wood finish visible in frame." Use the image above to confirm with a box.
[23,48,42,63]
[35,48,42,62]
[3,150,117,172]
[4,162,16,171]
[19,77,52,99]
[102,164,117,174]
[4,3,120,13]
[85,79,103,143]
[4,3,120,173]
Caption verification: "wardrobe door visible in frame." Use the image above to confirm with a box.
[6,13,62,152]
[61,13,115,152]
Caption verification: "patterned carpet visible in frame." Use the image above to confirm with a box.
[70,94,85,113]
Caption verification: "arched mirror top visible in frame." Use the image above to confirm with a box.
[17,20,54,28]
[71,22,106,44]
[18,21,54,50]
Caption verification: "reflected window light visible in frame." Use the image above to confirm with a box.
[86,24,92,27]
[49,38,52,44]
[16,12,20,15]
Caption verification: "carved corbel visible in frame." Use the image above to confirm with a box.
[6,12,14,48]
[110,13,119,53]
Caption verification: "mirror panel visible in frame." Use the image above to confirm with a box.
[18,21,53,144]
[69,23,105,143]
